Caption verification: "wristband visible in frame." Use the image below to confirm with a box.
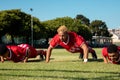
[84,59,88,62]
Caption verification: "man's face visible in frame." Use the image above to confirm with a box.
[58,31,68,42]
[108,52,119,62]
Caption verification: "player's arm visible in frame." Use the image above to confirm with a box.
[102,48,109,63]
[0,56,4,63]
[103,56,108,63]
[23,49,30,63]
[23,56,29,63]
[46,46,53,63]
[81,43,89,63]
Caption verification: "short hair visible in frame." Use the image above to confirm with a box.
[107,44,118,53]
[57,25,68,33]
[0,44,8,55]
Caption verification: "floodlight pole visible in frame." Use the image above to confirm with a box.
[30,8,33,46]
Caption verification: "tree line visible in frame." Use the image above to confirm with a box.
[0,9,112,46]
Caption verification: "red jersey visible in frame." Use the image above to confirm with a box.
[102,47,120,64]
[6,44,37,62]
[50,32,86,53]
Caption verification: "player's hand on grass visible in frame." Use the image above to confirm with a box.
[1,60,4,63]
[83,59,88,63]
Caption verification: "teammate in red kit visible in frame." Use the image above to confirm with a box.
[46,25,95,63]
[0,44,46,63]
[102,44,120,64]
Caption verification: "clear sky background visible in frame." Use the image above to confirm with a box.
[0,0,120,29]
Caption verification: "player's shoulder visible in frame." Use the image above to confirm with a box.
[102,47,108,54]
[68,31,77,35]
[68,32,79,37]
[7,45,19,51]
[117,46,120,50]
[52,34,60,40]
[102,47,107,51]
[18,43,30,46]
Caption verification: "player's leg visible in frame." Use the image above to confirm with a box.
[43,50,46,59]
[78,50,84,59]
[90,49,97,60]
[37,50,46,60]
[79,53,83,59]
[40,54,44,60]
[37,50,44,60]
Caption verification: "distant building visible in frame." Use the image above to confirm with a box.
[108,29,120,43]
[91,36,112,47]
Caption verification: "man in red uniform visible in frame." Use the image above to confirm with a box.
[46,25,93,63]
[0,44,46,63]
[102,44,120,64]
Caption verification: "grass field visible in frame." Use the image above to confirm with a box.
[0,48,120,80]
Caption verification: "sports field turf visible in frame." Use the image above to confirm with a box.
[0,48,120,80]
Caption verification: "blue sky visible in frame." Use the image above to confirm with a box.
[0,0,120,29]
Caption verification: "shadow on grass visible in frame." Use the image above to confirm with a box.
[0,68,119,74]
[27,59,43,62]
[0,68,119,80]
[0,73,119,80]
[27,58,55,63]
[69,58,103,62]
[88,58,103,62]
[3,58,103,63]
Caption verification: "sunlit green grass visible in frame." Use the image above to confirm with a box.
[0,48,120,80]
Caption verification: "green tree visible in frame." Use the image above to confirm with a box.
[33,17,46,39]
[90,20,111,37]
[42,16,92,41]
[0,9,23,43]
[76,14,90,26]
[71,19,92,40]
[42,17,74,38]
[0,9,44,44]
